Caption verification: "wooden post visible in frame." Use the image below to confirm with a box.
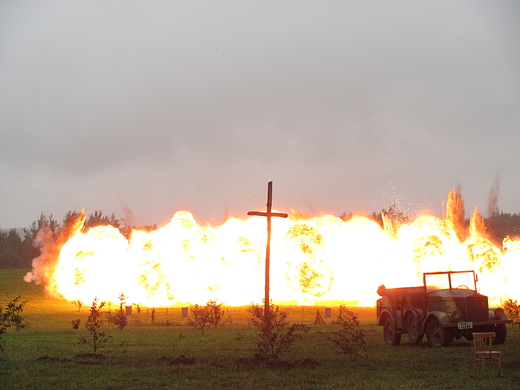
[248,182,288,335]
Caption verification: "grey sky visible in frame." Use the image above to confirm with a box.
[1,1,519,229]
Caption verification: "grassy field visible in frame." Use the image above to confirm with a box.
[1,269,519,389]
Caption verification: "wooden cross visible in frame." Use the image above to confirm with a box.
[248,181,288,321]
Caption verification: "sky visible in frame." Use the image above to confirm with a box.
[1,1,519,230]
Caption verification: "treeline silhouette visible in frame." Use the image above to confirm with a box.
[1,209,520,269]
[0,211,156,269]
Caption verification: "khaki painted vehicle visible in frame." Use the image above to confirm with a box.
[376,270,512,348]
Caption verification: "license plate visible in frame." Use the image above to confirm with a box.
[458,322,473,329]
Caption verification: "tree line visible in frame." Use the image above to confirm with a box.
[0,211,157,269]
[342,207,520,247]
[1,208,520,269]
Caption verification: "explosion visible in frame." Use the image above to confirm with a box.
[24,190,520,307]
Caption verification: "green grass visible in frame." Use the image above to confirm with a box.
[1,269,519,389]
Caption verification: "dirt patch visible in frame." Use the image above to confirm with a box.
[37,356,71,363]
[156,354,195,365]
[236,357,320,369]
[74,353,107,364]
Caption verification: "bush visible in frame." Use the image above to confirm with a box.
[248,301,309,363]
[190,300,224,334]
[0,295,28,352]
[110,293,128,331]
[502,298,520,323]
[325,305,370,362]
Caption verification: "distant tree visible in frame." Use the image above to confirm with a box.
[84,211,121,231]
[20,233,38,268]
[370,205,409,229]
[339,212,353,222]
[80,210,156,238]
[19,213,60,268]
[486,209,520,245]
[131,224,158,232]
[23,213,59,241]
[0,229,24,269]
[62,210,77,225]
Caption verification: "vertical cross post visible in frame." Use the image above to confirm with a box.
[248,182,288,330]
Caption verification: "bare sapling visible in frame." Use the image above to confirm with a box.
[74,299,83,311]
[111,293,128,330]
[133,303,141,317]
[71,297,108,355]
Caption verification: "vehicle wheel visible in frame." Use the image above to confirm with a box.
[407,314,424,344]
[384,317,401,345]
[493,324,507,345]
[426,320,452,348]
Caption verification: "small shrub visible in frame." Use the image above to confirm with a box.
[110,293,128,331]
[0,295,28,352]
[1,295,28,332]
[190,300,224,334]
[325,304,370,362]
[502,298,520,323]
[72,297,108,355]
[248,301,309,363]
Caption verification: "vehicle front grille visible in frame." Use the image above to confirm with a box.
[465,295,488,322]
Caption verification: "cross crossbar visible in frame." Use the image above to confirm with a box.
[247,211,289,218]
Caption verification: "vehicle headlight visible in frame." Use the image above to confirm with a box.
[452,310,462,320]
[494,308,504,318]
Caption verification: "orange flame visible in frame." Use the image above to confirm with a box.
[24,191,520,307]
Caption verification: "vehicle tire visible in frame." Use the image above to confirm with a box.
[426,319,452,348]
[383,317,401,346]
[407,314,424,344]
[493,323,507,345]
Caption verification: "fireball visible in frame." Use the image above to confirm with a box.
[24,192,520,308]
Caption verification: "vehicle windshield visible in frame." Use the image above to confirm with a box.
[424,271,476,293]
[450,272,476,291]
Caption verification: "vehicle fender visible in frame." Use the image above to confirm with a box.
[409,308,424,319]
[378,310,395,327]
[403,309,423,330]
[422,312,451,333]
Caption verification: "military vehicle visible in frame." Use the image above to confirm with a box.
[376,270,511,347]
